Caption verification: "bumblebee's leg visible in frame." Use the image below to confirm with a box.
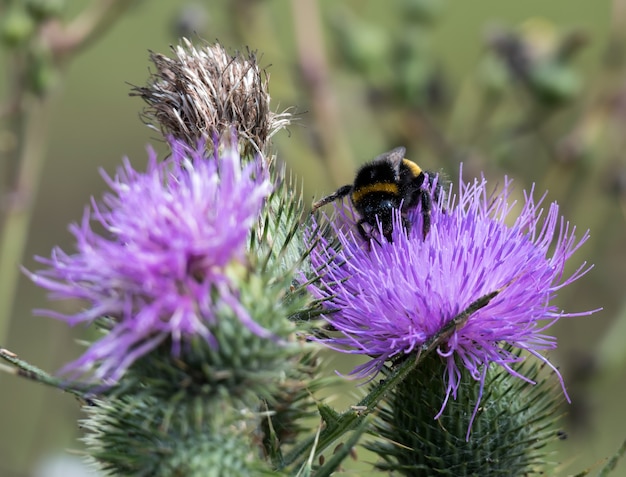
[311,185,353,212]
[400,215,412,238]
[428,174,445,212]
[405,173,425,210]
[357,218,385,247]
[356,218,371,241]
[419,188,432,239]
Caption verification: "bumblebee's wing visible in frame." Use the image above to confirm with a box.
[373,147,406,169]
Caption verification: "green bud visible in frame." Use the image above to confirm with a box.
[0,7,36,47]
[28,51,59,96]
[529,61,581,106]
[25,0,65,21]
[367,353,564,476]
[401,0,445,25]
[82,394,281,476]
[395,56,432,105]
[478,54,509,97]
[390,29,437,105]
[347,25,389,73]
[330,9,389,75]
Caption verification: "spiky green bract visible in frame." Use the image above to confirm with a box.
[106,261,306,409]
[28,139,276,382]
[81,395,283,477]
[79,240,311,475]
[366,351,563,476]
[76,145,320,474]
[258,351,340,469]
[250,161,306,276]
[102,160,315,408]
[250,160,337,467]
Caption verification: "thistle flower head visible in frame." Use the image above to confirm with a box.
[28,138,272,381]
[307,168,597,426]
[132,38,291,156]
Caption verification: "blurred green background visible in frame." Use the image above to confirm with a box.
[1,1,624,475]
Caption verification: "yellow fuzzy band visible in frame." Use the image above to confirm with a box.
[352,183,399,203]
[402,159,422,177]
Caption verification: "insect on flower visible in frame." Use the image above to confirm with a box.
[306,170,599,437]
[311,147,442,242]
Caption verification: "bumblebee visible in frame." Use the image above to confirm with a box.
[311,147,440,242]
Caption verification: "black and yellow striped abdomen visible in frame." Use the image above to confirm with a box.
[351,182,399,204]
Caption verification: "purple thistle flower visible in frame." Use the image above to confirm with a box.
[27,138,272,382]
[307,168,598,431]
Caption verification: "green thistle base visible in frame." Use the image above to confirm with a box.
[367,352,563,476]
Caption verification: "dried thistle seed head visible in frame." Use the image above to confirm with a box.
[132,38,291,156]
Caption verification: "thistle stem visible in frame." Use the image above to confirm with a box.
[0,347,89,400]
[282,288,500,470]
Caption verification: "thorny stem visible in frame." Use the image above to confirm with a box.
[281,287,501,470]
[0,347,90,400]
[598,437,626,477]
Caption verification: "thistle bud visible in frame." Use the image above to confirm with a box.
[131,39,290,156]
